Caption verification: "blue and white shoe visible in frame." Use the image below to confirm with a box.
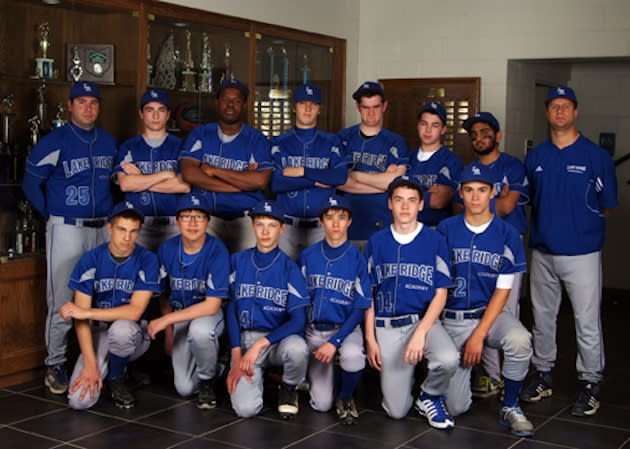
[44,364,68,395]
[415,393,455,429]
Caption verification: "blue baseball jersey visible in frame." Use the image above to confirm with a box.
[114,134,183,217]
[24,122,115,218]
[437,214,526,310]
[366,226,452,318]
[299,240,371,324]
[180,123,272,218]
[228,247,309,337]
[408,145,463,226]
[271,128,350,218]
[158,233,230,310]
[525,135,617,255]
[337,125,409,240]
[68,242,160,309]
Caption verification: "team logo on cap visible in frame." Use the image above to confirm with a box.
[556,87,565,95]
[191,196,200,206]
[328,197,338,207]
[150,90,158,98]
[431,102,438,109]
[472,166,481,175]
[264,202,272,213]
[401,175,411,181]
[305,86,314,96]
[125,201,134,209]
[83,83,92,92]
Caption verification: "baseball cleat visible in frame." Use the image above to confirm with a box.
[109,376,136,409]
[197,379,217,410]
[278,383,299,419]
[45,364,69,395]
[415,392,454,430]
[520,371,552,403]
[499,405,534,437]
[571,382,600,416]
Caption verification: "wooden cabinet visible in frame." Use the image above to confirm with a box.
[0,255,47,386]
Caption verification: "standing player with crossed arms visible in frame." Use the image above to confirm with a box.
[299,195,371,424]
[147,194,230,410]
[438,163,533,437]
[365,175,459,429]
[271,83,350,260]
[337,81,408,248]
[180,79,272,253]
[407,102,463,227]
[461,111,529,399]
[521,86,617,416]
[60,202,160,410]
[22,81,116,395]
[226,201,310,419]
[115,88,190,251]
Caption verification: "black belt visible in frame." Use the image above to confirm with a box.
[285,216,320,228]
[442,308,486,320]
[311,322,341,331]
[64,217,107,228]
[375,314,420,328]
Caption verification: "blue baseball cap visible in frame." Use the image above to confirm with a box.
[463,111,500,133]
[319,195,351,215]
[352,81,385,101]
[176,193,210,216]
[108,201,145,223]
[387,175,423,198]
[69,81,101,100]
[459,163,494,187]
[293,83,322,104]
[545,85,578,107]
[249,200,285,222]
[417,101,447,125]
[140,88,171,110]
[216,78,249,100]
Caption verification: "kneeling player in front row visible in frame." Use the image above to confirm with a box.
[226,201,310,419]
[437,163,534,437]
[365,176,459,429]
[60,202,160,410]
[147,194,230,409]
[299,196,371,424]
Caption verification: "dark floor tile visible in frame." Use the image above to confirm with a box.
[204,417,316,449]
[73,422,189,449]
[0,426,61,449]
[174,437,248,449]
[13,408,125,441]
[0,389,13,399]
[258,399,339,430]
[138,403,240,435]
[0,394,64,425]
[87,389,183,420]
[21,385,73,406]
[512,440,582,448]
[519,396,573,418]
[555,402,630,431]
[328,410,429,445]
[5,379,46,393]
[534,418,630,449]
[287,430,396,449]
[454,399,546,437]
[406,426,519,449]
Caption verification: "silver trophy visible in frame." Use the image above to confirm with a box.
[221,42,233,83]
[198,33,213,93]
[34,22,54,79]
[301,54,311,84]
[181,29,196,92]
[36,82,47,132]
[51,103,67,128]
[1,95,14,145]
[28,116,41,146]
[69,45,83,82]
[153,30,176,90]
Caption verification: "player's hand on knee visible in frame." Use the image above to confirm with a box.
[313,342,337,364]
[366,339,382,371]
[404,336,426,366]
[73,365,102,401]
[462,333,484,366]
[226,365,252,393]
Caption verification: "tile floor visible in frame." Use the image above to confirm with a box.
[1,296,629,449]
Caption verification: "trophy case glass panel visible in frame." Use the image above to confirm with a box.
[148,15,249,137]
[254,37,333,138]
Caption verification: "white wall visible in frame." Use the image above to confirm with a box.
[162,0,361,125]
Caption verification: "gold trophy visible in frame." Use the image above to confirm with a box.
[34,23,54,79]
[180,29,196,92]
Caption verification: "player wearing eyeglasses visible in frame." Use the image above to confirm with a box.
[147,193,230,409]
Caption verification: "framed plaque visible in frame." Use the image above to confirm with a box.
[66,44,115,84]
